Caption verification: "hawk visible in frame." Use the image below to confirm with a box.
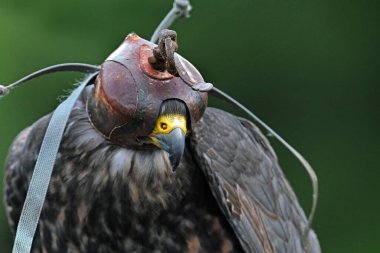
[4,32,321,253]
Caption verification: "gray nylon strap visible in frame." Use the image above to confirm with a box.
[12,72,98,253]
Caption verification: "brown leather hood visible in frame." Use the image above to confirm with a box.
[86,33,209,148]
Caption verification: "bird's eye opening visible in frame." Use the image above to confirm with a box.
[160,123,168,130]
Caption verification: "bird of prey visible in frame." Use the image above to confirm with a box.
[4,32,321,253]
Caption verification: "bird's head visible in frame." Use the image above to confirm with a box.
[148,99,188,169]
[86,32,211,167]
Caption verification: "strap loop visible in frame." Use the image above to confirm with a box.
[0,63,99,99]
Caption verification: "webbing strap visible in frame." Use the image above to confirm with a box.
[12,72,98,253]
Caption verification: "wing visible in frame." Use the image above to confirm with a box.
[190,108,321,253]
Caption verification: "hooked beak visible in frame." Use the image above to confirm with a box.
[151,128,186,170]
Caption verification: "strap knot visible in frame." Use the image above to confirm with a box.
[173,0,192,18]
[148,29,179,75]
[0,85,10,98]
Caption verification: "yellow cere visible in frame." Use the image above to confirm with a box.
[150,114,187,136]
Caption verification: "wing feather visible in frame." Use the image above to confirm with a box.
[190,107,321,253]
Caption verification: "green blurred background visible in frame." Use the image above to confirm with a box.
[0,0,379,252]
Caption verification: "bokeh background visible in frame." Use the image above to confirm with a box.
[0,0,379,252]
